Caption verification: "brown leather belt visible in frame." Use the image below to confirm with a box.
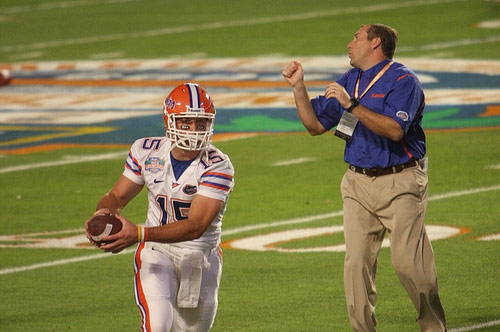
[349,159,419,177]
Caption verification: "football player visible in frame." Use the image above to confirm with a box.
[85,83,235,332]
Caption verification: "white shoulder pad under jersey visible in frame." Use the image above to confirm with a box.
[122,137,235,250]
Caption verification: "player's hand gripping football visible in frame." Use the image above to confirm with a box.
[98,215,138,254]
[84,208,114,247]
[84,209,138,254]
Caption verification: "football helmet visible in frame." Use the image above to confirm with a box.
[163,83,216,151]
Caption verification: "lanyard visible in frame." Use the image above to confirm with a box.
[354,61,393,100]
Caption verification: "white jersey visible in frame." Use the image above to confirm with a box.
[122,137,234,250]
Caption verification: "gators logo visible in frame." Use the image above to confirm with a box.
[183,185,197,195]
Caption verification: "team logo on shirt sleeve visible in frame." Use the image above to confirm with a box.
[145,157,165,173]
[396,110,409,122]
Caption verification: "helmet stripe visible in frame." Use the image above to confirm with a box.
[186,83,200,109]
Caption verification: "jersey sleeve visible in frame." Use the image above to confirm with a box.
[122,140,145,185]
[198,154,234,202]
[383,70,425,133]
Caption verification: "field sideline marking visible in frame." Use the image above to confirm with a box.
[0,0,468,53]
[1,183,499,276]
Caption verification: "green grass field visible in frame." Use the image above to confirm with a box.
[1,0,499,61]
[1,132,500,331]
[1,0,499,331]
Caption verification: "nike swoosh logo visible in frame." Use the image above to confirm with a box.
[154,179,164,183]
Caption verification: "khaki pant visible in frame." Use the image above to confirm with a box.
[341,165,446,332]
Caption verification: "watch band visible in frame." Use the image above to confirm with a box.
[346,98,359,113]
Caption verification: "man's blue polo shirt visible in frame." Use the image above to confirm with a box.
[311,59,426,168]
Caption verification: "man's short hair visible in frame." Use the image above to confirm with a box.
[364,24,398,59]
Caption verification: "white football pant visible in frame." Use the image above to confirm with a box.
[134,242,223,332]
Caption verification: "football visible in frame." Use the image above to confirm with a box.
[0,69,12,86]
[88,212,122,247]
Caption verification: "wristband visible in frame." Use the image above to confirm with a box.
[140,226,145,243]
[137,226,148,243]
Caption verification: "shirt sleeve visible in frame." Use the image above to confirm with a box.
[310,70,352,130]
[122,142,145,185]
[198,157,234,202]
[310,95,343,131]
[383,71,425,133]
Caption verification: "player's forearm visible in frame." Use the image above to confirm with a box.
[351,104,403,141]
[144,219,207,243]
[139,196,221,245]
[98,217,205,254]
[96,176,143,215]
[96,192,124,215]
[292,82,326,136]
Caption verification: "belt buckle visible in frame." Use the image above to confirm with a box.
[362,168,368,176]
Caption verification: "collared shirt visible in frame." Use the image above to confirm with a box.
[311,59,426,168]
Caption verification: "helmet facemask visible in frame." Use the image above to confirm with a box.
[166,111,215,151]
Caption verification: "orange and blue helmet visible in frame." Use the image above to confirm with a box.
[162,83,216,151]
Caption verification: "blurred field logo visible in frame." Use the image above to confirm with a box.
[0,224,492,251]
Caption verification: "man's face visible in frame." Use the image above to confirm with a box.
[176,117,208,131]
[347,26,372,68]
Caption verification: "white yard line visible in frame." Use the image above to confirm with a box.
[428,185,500,201]
[272,157,314,166]
[449,319,500,332]
[0,151,127,174]
[398,35,500,53]
[1,0,135,15]
[0,248,134,275]
[0,0,468,53]
[223,210,345,236]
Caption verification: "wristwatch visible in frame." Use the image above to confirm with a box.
[346,98,359,113]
